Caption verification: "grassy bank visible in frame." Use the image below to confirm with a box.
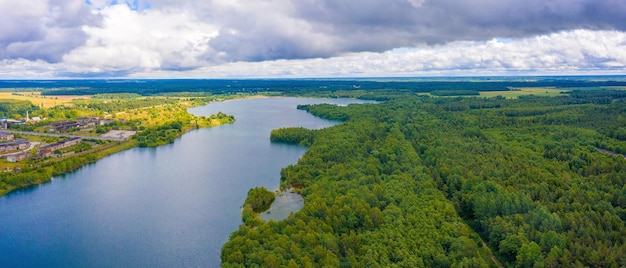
[0,140,138,197]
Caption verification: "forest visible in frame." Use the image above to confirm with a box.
[1,78,625,266]
[2,77,626,96]
[222,89,626,267]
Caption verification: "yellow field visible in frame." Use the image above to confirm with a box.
[479,87,570,99]
[0,92,91,108]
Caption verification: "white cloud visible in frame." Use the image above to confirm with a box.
[0,0,96,62]
[2,0,626,78]
[128,30,626,78]
[1,29,625,78]
[0,59,59,79]
[62,4,218,72]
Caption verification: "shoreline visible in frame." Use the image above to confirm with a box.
[0,121,229,198]
[0,140,138,197]
[0,94,371,198]
[0,96,251,198]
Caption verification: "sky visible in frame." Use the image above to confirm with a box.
[0,0,625,78]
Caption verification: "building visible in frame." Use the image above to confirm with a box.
[77,116,114,127]
[0,131,14,141]
[48,117,113,132]
[1,119,24,129]
[7,152,30,162]
[37,137,82,158]
[77,117,100,127]
[0,139,30,152]
[48,120,80,132]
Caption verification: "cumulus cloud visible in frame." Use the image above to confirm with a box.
[0,0,98,62]
[201,0,626,62]
[205,0,339,62]
[126,30,626,78]
[63,4,218,72]
[61,0,626,64]
[0,59,60,78]
[2,29,625,78]
[1,0,626,77]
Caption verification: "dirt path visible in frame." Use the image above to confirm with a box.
[2,129,125,141]
[482,241,504,268]
[596,148,626,159]
[0,142,40,158]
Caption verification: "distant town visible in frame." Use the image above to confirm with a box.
[0,112,136,172]
[0,91,231,185]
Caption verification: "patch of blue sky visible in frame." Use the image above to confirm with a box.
[495,37,513,43]
[84,0,152,10]
[126,0,152,10]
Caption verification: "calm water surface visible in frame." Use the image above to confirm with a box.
[0,97,374,267]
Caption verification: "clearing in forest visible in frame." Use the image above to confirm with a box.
[0,92,91,108]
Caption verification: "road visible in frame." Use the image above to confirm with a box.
[0,141,41,158]
[1,130,126,141]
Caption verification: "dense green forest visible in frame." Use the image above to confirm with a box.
[222,91,626,267]
[245,187,276,213]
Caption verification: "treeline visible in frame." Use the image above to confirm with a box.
[270,127,315,146]
[222,91,626,267]
[74,97,178,113]
[133,111,234,147]
[244,187,276,213]
[568,89,626,104]
[0,167,53,195]
[134,120,185,147]
[0,77,620,96]
[242,187,276,227]
[0,99,37,118]
[430,90,480,96]
[297,104,351,121]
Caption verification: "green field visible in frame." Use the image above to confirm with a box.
[480,86,626,99]
[479,87,570,98]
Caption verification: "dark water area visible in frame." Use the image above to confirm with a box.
[0,97,374,267]
[259,191,304,222]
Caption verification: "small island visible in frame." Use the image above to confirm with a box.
[242,186,276,227]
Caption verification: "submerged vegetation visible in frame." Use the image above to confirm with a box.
[223,88,626,267]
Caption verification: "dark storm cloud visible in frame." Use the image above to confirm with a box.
[3,0,625,74]
[0,0,99,62]
[206,0,626,62]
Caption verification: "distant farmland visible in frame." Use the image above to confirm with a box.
[0,92,90,108]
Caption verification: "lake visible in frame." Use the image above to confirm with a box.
[0,97,373,267]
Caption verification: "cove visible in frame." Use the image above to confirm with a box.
[0,97,374,267]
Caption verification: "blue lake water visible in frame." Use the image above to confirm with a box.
[0,97,372,267]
